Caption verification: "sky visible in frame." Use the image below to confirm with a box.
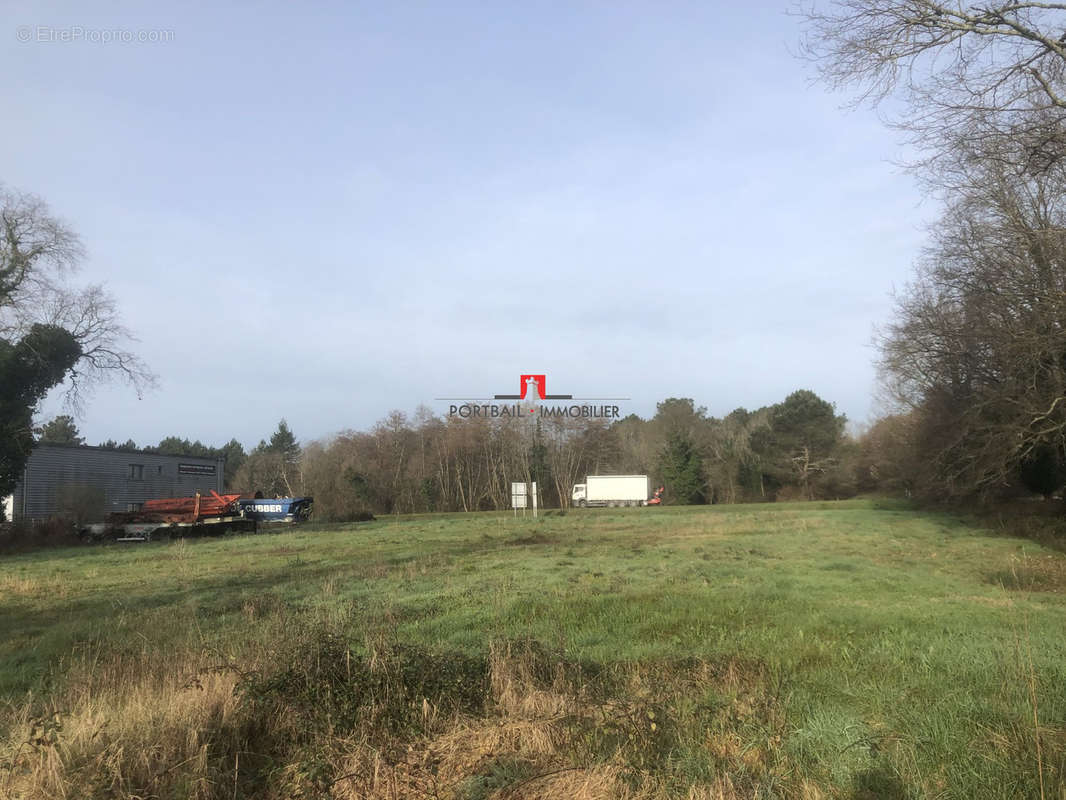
[2,1,931,449]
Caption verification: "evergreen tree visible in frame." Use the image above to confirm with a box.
[268,419,300,463]
[753,390,846,498]
[529,417,550,493]
[659,432,705,504]
[38,414,84,445]
[0,325,81,498]
[100,438,139,451]
[219,438,246,489]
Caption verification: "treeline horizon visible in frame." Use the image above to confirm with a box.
[249,389,867,517]
[40,390,859,517]
[41,376,1058,523]
[91,389,872,518]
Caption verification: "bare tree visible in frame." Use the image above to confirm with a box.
[699,408,773,503]
[0,189,82,305]
[0,185,155,407]
[790,445,838,500]
[878,155,1066,495]
[799,2,1066,174]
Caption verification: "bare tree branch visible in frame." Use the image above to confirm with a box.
[798,1,1066,175]
[0,184,156,410]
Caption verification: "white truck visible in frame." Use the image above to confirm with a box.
[571,475,650,507]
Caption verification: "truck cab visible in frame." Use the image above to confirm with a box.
[572,484,587,506]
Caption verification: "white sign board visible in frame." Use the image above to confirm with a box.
[511,482,528,509]
[511,481,538,517]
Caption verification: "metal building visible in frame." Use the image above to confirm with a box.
[7,444,224,523]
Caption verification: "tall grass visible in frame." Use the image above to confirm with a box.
[0,630,800,799]
[0,500,1063,798]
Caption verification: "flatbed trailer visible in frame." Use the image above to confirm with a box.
[85,491,257,541]
[107,516,257,542]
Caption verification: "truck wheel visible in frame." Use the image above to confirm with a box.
[578,500,586,508]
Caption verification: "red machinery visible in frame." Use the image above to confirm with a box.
[646,486,665,506]
[97,491,253,541]
[139,491,242,522]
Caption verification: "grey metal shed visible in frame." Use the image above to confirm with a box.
[9,444,224,522]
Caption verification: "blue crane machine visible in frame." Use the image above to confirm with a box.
[237,497,314,524]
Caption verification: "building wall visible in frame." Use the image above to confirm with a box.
[11,445,224,522]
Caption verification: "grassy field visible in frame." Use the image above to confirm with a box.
[0,499,1064,799]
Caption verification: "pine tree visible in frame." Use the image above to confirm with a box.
[37,414,84,445]
[268,419,300,463]
[659,432,705,504]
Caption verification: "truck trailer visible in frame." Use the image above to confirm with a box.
[571,475,650,507]
[83,491,255,541]
[82,492,316,542]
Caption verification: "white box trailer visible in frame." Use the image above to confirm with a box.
[571,475,649,507]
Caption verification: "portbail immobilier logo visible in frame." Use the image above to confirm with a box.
[439,375,626,419]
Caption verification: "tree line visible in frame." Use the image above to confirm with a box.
[45,357,1063,521]
[38,390,859,519]
[802,1,1066,504]
[232,391,856,519]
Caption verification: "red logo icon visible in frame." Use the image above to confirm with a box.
[494,374,571,401]
[520,375,546,400]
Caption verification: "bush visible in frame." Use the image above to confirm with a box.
[238,631,489,743]
[0,518,80,553]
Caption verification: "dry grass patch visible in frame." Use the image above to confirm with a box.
[326,642,795,800]
[0,651,258,800]
[0,574,45,598]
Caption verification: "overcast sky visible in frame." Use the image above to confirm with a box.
[3,1,930,449]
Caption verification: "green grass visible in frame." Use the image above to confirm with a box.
[1,499,1064,798]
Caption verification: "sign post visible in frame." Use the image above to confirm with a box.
[511,482,528,517]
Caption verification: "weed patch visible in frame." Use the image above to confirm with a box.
[986,555,1066,592]
[239,631,490,743]
[506,531,560,546]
